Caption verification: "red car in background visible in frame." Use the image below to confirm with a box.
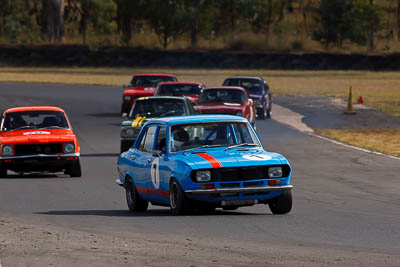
[0,106,81,177]
[121,74,177,114]
[194,86,256,126]
[154,82,205,103]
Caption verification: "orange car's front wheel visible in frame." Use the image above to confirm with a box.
[69,159,82,177]
[0,166,7,178]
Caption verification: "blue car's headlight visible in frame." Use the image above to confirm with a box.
[196,170,211,182]
[268,167,282,178]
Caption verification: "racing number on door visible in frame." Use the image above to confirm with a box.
[150,158,160,189]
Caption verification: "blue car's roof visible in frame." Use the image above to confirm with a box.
[148,115,247,125]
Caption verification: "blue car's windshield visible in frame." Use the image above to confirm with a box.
[170,121,260,152]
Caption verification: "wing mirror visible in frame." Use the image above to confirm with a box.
[248,99,254,104]
[121,113,128,119]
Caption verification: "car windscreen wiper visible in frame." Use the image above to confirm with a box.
[225,143,259,150]
[11,125,38,131]
[183,144,225,152]
[39,126,67,129]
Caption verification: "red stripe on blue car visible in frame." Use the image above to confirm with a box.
[196,153,223,168]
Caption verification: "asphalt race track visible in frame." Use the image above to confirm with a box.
[1,82,400,265]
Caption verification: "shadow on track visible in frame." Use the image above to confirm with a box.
[87,113,121,118]
[35,209,264,217]
[80,153,120,157]
[1,173,64,179]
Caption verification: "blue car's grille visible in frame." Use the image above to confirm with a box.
[191,165,291,182]
[212,166,268,182]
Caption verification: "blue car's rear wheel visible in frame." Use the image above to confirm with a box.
[268,191,292,214]
[126,178,148,212]
[169,179,187,215]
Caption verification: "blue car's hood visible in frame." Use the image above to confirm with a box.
[172,148,287,169]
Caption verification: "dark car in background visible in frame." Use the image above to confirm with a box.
[154,82,205,104]
[121,74,177,114]
[120,96,196,153]
[223,76,271,119]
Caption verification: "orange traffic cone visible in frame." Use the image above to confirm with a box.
[345,86,356,115]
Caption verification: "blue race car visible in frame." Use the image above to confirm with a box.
[115,115,293,215]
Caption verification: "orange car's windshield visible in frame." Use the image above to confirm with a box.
[1,111,69,132]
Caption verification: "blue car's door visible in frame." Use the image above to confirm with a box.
[146,126,170,204]
[132,125,157,198]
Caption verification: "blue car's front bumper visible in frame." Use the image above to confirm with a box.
[185,185,292,194]
[184,183,293,205]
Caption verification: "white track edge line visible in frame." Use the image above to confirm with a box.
[306,131,400,161]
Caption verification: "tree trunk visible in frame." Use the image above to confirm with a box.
[121,15,132,45]
[398,0,400,39]
[230,0,235,34]
[40,0,48,37]
[266,0,273,34]
[163,29,168,49]
[46,0,65,43]
[116,0,132,46]
[278,0,287,22]
[80,0,89,45]
[191,0,200,48]
[24,0,35,43]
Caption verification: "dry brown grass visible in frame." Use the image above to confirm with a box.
[1,66,399,156]
[1,67,400,116]
[316,129,400,157]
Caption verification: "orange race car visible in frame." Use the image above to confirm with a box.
[0,106,81,178]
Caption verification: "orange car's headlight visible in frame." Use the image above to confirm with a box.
[64,143,75,154]
[2,144,13,156]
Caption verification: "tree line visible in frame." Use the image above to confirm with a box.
[0,0,399,51]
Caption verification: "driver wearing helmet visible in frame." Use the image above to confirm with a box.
[173,127,190,150]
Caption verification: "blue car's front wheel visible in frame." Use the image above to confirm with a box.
[126,178,148,212]
[268,191,292,214]
[169,179,188,215]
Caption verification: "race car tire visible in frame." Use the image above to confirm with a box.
[258,105,267,120]
[0,166,7,178]
[125,178,148,212]
[266,94,272,119]
[69,159,82,177]
[169,179,187,215]
[268,191,292,214]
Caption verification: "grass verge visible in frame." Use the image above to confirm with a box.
[316,129,400,157]
[1,67,400,116]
